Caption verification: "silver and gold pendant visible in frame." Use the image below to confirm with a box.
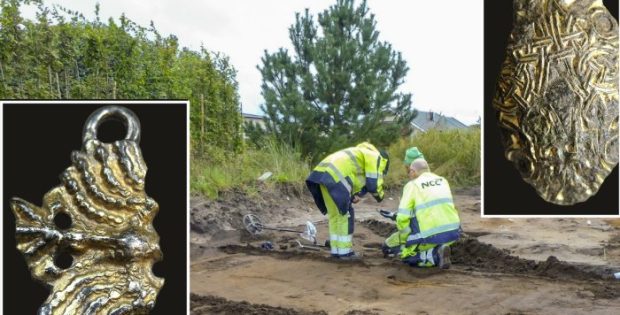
[494,0,619,205]
[11,106,163,314]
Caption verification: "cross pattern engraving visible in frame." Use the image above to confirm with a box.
[493,0,618,205]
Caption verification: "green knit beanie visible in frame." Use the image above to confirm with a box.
[403,147,424,166]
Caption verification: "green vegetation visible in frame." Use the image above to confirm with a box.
[385,129,481,189]
[191,140,311,199]
[2,0,480,199]
[0,0,242,153]
[188,0,480,198]
[192,129,481,198]
[253,0,416,161]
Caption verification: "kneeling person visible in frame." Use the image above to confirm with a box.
[381,158,460,268]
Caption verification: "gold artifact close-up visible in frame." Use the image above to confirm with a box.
[10,106,163,314]
[494,0,619,205]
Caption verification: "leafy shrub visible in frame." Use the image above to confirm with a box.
[385,129,481,189]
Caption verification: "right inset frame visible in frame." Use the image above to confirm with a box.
[483,0,620,216]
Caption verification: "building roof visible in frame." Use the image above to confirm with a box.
[241,111,468,132]
[410,110,467,132]
[242,113,265,120]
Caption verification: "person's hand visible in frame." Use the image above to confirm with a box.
[352,195,361,204]
[382,243,397,258]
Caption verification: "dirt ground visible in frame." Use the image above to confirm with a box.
[190,186,620,315]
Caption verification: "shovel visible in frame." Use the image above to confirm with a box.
[243,213,318,243]
[294,240,322,251]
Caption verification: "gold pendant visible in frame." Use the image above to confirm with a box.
[494,0,619,205]
[11,106,163,314]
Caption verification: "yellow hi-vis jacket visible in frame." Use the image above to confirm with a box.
[306,142,388,215]
[396,172,461,246]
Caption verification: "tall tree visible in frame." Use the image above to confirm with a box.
[258,0,415,159]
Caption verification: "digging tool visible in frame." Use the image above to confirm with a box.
[378,209,396,221]
[294,240,322,251]
[296,238,331,249]
[243,213,318,241]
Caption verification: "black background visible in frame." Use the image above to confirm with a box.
[3,102,187,314]
[484,0,619,215]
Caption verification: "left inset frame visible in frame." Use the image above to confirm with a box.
[1,100,189,314]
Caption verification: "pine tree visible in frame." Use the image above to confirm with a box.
[258,0,415,160]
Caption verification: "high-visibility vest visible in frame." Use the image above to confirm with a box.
[306,142,388,214]
[395,172,461,246]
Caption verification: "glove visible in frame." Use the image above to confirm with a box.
[379,209,396,221]
[381,244,398,258]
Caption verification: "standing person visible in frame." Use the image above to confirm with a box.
[306,142,390,259]
[380,158,461,268]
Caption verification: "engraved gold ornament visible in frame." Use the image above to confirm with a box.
[494,0,619,205]
[11,106,163,314]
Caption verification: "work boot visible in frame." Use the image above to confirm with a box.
[338,252,362,261]
[437,245,451,269]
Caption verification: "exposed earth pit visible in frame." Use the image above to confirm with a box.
[191,186,620,314]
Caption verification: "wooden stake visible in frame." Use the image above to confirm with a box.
[48,65,53,95]
[0,61,5,82]
[65,71,70,98]
[56,72,61,98]
[200,93,205,143]
[75,59,80,80]
[0,61,6,90]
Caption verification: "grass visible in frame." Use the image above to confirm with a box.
[385,128,481,189]
[191,140,311,199]
[192,128,481,199]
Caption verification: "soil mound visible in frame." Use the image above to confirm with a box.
[360,219,396,237]
[219,244,368,266]
[454,186,480,197]
[190,293,327,315]
[191,186,312,238]
[361,219,616,282]
[452,238,615,281]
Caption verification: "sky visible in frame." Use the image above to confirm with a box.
[21,0,483,125]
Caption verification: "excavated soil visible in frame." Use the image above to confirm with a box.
[361,219,616,282]
[190,185,309,235]
[453,238,615,281]
[191,186,620,314]
[360,219,397,237]
[190,293,385,315]
[190,294,328,315]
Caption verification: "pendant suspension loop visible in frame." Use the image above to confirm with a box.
[83,106,141,144]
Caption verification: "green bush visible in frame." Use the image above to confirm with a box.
[385,129,481,189]
[191,140,310,198]
[193,129,480,199]
[0,1,242,153]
